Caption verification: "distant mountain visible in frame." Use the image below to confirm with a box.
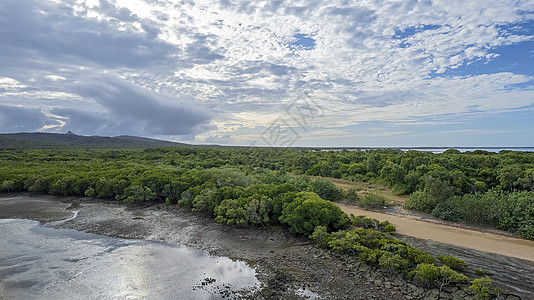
[0,132,192,149]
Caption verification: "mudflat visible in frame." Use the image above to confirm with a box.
[1,195,533,298]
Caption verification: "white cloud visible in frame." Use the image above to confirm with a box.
[1,0,533,145]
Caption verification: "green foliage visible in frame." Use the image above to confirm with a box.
[309,179,343,201]
[344,187,360,203]
[349,215,396,232]
[119,185,157,203]
[404,191,437,213]
[358,192,386,208]
[438,265,469,291]
[414,263,440,287]
[1,180,16,193]
[498,191,534,239]
[309,226,331,248]
[378,252,409,275]
[469,276,500,299]
[279,192,349,235]
[437,255,468,271]
[384,223,396,233]
[313,226,468,289]
[1,145,534,239]
[474,269,486,276]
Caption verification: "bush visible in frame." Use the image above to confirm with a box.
[468,276,501,299]
[310,179,343,201]
[309,226,331,248]
[345,187,360,203]
[404,191,437,213]
[432,197,463,221]
[279,192,349,235]
[119,185,157,203]
[437,255,468,271]
[414,263,440,287]
[359,192,386,209]
[378,252,409,275]
[498,191,534,239]
[349,215,396,232]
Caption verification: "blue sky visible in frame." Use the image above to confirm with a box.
[0,0,533,147]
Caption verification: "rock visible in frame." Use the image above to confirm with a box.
[393,276,405,287]
[451,289,468,300]
[442,285,458,293]
[440,291,452,299]
[425,288,440,300]
[406,283,417,292]
[505,295,521,300]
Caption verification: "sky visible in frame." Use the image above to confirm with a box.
[1,0,533,147]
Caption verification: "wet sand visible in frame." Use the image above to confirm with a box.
[337,203,534,262]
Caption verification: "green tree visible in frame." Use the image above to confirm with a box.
[279,192,349,235]
[1,180,15,193]
[119,185,157,203]
[310,179,343,201]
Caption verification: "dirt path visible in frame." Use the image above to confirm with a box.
[337,203,534,262]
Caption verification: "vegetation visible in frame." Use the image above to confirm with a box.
[309,226,469,291]
[1,145,534,238]
[0,142,519,292]
[468,276,503,299]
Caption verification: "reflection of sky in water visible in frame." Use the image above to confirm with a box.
[0,219,258,299]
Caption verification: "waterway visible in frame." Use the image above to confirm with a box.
[0,219,258,300]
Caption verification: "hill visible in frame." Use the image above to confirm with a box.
[0,132,191,149]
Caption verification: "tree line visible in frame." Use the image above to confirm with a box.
[1,147,533,238]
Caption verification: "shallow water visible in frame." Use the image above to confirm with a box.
[0,219,258,300]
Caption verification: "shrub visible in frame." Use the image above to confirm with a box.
[349,215,395,232]
[498,191,534,239]
[469,276,496,299]
[378,252,409,275]
[309,226,331,248]
[345,187,360,203]
[279,192,349,235]
[310,179,343,201]
[432,197,463,221]
[384,223,396,233]
[359,192,386,209]
[414,263,440,287]
[119,185,157,203]
[437,255,468,271]
[474,269,486,276]
[438,265,468,291]
[404,191,437,213]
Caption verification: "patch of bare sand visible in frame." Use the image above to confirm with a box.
[337,203,534,262]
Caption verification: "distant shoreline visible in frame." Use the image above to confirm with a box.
[318,147,534,153]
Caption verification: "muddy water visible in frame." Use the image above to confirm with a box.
[0,219,258,300]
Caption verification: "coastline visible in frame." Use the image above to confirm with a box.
[1,194,532,299]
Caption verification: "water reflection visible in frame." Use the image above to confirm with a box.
[0,219,258,299]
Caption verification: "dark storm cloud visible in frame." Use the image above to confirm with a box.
[52,76,212,136]
[0,0,176,72]
[0,105,57,133]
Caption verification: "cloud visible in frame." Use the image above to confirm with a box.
[1,0,533,146]
[0,105,57,133]
[0,0,176,74]
[52,75,212,136]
